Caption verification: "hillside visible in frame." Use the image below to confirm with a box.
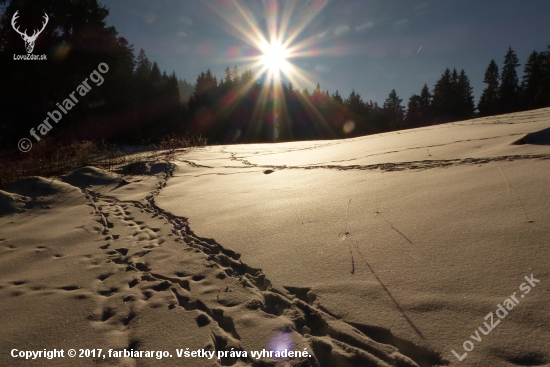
[1,108,549,366]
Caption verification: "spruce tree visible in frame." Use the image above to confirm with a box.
[232,65,240,84]
[521,50,547,109]
[224,67,232,84]
[457,70,475,119]
[498,47,521,113]
[135,49,152,80]
[344,90,370,134]
[383,89,405,130]
[311,83,324,108]
[418,84,433,125]
[405,94,421,128]
[432,68,453,123]
[326,90,345,136]
[241,68,255,84]
[543,45,550,106]
[345,90,364,115]
[332,90,343,105]
[150,62,162,88]
[477,60,500,116]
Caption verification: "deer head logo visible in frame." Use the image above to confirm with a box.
[11,11,49,54]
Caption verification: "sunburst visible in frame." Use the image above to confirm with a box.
[205,0,333,141]
[260,41,289,74]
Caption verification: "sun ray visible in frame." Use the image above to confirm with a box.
[276,1,298,45]
[280,3,325,49]
[202,0,334,142]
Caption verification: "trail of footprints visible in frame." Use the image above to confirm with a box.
[227,152,550,173]
[70,164,448,367]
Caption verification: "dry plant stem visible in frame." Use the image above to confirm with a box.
[376,210,414,245]
[338,199,355,274]
[498,164,532,222]
[349,245,355,275]
[344,198,351,236]
[353,241,425,339]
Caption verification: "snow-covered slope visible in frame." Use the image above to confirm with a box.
[158,108,550,366]
[1,108,549,366]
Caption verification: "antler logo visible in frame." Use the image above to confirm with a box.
[11,11,49,54]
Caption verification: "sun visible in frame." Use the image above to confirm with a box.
[261,42,289,72]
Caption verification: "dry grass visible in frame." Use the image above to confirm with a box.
[158,133,208,161]
[0,134,207,188]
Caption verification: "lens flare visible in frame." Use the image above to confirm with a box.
[261,42,289,73]
[267,331,294,356]
[204,0,336,141]
[343,121,355,134]
[206,0,329,84]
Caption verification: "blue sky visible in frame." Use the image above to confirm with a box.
[102,0,550,105]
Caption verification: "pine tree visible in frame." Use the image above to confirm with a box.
[224,67,232,84]
[161,71,182,135]
[194,69,217,95]
[345,90,364,115]
[543,45,550,106]
[325,90,345,136]
[432,68,453,123]
[241,68,255,84]
[383,89,405,130]
[521,50,548,109]
[135,49,152,80]
[457,70,475,119]
[186,69,219,137]
[418,84,433,125]
[311,83,324,108]
[477,60,500,117]
[332,90,343,105]
[405,94,421,128]
[232,65,240,84]
[344,90,370,134]
[287,81,295,94]
[498,47,521,113]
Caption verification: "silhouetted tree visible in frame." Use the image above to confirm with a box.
[186,70,218,136]
[323,90,346,136]
[383,89,405,130]
[521,50,549,110]
[241,68,255,85]
[0,0,138,144]
[311,83,325,109]
[332,90,343,104]
[498,47,521,114]
[431,68,454,123]
[456,70,476,119]
[232,65,240,84]
[418,84,433,125]
[431,68,474,122]
[478,60,500,117]
[405,94,421,128]
[223,67,232,85]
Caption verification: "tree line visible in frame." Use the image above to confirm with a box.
[1,0,550,148]
[182,43,550,143]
